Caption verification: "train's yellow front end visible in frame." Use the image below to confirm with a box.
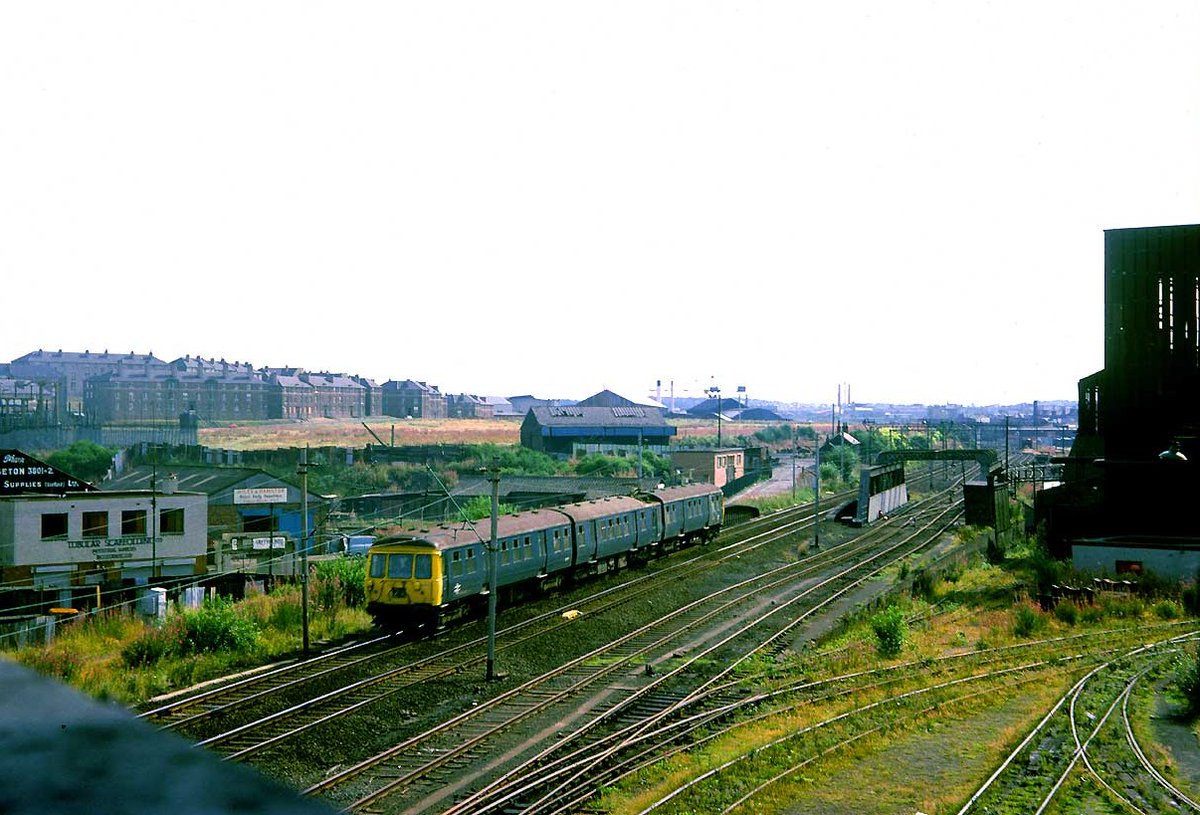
[364,539,443,628]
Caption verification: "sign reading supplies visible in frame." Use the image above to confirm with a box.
[233,487,289,504]
[0,449,95,495]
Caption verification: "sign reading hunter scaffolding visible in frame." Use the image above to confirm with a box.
[0,449,95,496]
[233,487,289,504]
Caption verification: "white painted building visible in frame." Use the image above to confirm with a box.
[0,490,208,591]
[1072,537,1200,582]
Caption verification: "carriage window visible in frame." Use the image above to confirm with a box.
[370,554,386,578]
[466,548,478,573]
[415,554,433,579]
[387,553,414,579]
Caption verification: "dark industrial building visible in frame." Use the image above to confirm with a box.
[1039,224,1200,573]
[520,405,676,458]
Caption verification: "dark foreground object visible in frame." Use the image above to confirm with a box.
[0,659,335,815]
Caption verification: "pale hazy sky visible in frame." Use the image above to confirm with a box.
[3,3,1198,406]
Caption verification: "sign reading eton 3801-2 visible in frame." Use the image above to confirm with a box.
[0,449,96,495]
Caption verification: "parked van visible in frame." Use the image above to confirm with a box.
[344,535,376,557]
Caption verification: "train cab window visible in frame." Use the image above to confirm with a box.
[450,550,462,577]
[41,513,68,540]
[370,554,387,578]
[82,511,108,538]
[387,553,414,579]
[415,554,433,580]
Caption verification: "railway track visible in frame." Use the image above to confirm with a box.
[141,493,840,748]
[955,633,1200,814]
[301,487,968,813]
[589,624,1200,815]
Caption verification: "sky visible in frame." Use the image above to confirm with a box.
[2,3,1198,408]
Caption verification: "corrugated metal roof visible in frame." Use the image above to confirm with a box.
[527,405,672,428]
[103,465,303,501]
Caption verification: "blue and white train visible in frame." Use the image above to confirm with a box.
[364,484,724,628]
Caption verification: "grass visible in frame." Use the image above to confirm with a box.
[593,554,1196,815]
[4,581,373,705]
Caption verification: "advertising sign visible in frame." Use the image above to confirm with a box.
[233,487,289,504]
[0,449,95,496]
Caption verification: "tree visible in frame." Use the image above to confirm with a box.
[573,454,633,477]
[46,440,115,484]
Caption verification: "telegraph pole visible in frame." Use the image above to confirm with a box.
[486,469,500,681]
[299,446,310,656]
[813,439,821,549]
[150,461,158,581]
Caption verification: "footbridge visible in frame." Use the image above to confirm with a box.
[854,449,1001,525]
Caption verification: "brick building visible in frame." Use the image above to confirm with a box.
[381,380,447,419]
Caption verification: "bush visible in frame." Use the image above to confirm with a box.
[121,626,174,667]
[1176,652,1200,715]
[910,570,936,602]
[1154,600,1182,620]
[1183,585,1200,616]
[314,557,367,609]
[1012,604,1047,638]
[174,597,259,655]
[871,606,907,658]
[1053,602,1078,626]
[459,495,518,521]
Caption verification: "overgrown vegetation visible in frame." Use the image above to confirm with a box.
[870,605,907,657]
[9,572,372,704]
[45,439,116,484]
[458,495,519,521]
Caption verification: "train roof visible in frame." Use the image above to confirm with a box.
[552,494,649,522]
[375,507,575,550]
[644,484,723,501]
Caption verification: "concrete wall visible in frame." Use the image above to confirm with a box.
[1073,543,1200,582]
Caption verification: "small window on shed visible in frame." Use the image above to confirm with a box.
[82,511,108,538]
[41,513,68,540]
[159,507,185,535]
[121,509,147,537]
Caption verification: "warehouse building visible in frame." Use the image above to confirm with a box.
[520,405,676,458]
